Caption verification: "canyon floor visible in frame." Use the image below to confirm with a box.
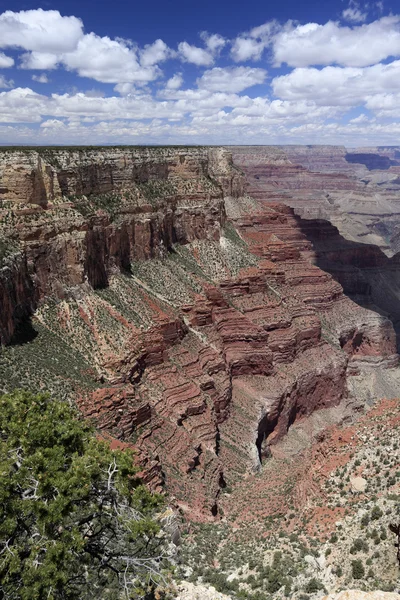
[0,145,400,599]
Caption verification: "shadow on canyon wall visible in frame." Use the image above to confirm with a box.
[295,215,400,353]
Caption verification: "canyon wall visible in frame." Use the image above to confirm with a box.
[231,145,400,257]
[0,147,242,343]
[0,146,398,519]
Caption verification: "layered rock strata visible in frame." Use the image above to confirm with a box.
[0,146,398,519]
[231,145,400,257]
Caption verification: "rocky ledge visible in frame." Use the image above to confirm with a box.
[0,146,398,519]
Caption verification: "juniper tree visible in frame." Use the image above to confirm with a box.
[0,390,169,600]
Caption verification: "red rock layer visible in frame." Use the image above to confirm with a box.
[1,148,398,520]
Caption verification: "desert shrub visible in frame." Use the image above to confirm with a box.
[305,578,324,594]
[371,506,383,520]
[352,559,365,580]
[350,538,368,554]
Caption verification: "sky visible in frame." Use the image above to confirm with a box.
[0,0,400,145]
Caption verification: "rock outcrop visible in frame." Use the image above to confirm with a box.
[231,145,400,257]
[0,146,398,519]
[322,592,400,600]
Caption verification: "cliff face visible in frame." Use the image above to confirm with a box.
[0,146,398,519]
[231,145,400,257]
[0,249,35,345]
[0,147,242,342]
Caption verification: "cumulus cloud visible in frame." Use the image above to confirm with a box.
[272,60,400,107]
[178,41,214,65]
[230,20,279,62]
[272,16,400,67]
[140,39,173,66]
[365,93,400,117]
[62,33,159,83]
[197,67,267,93]
[0,51,14,67]
[0,87,45,123]
[0,9,83,53]
[2,7,400,145]
[20,52,59,70]
[0,75,14,89]
[230,37,265,62]
[114,83,136,96]
[32,73,49,83]
[349,113,370,123]
[165,73,183,90]
[200,32,226,53]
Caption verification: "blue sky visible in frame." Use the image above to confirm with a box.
[0,0,399,145]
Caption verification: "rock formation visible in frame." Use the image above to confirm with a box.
[322,593,400,600]
[231,145,400,256]
[0,146,398,519]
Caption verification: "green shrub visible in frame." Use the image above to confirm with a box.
[371,506,383,520]
[0,390,167,599]
[305,578,325,594]
[352,559,365,580]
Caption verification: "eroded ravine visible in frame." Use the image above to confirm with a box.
[0,146,399,520]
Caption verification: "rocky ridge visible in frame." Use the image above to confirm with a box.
[0,146,398,521]
[231,145,400,257]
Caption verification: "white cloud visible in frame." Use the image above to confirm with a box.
[140,39,172,66]
[365,93,400,117]
[62,33,159,84]
[197,67,267,93]
[349,113,370,123]
[178,41,214,66]
[0,75,13,89]
[230,37,265,62]
[0,52,14,67]
[342,2,367,24]
[272,16,400,67]
[32,73,49,83]
[272,61,400,107]
[200,32,226,53]
[3,8,400,146]
[165,73,183,90]
[114,83,136,96]
[40,118,66,129]
[0,9,83,53]
[0,87,45,123]
[230,20,279,62]
[20,52,59,70]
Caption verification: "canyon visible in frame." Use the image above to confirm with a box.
[1,144,400,527]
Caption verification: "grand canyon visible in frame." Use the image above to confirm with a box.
[1,145,400,598]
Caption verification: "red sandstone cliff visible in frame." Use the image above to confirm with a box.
[0,146,398,519]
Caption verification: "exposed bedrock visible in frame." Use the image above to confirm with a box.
[0,250,36,345]
[297,216,400,356]
[230,145,400,258]
[0,146,243,206]
[0,147,235,340]
[0,148,399,519]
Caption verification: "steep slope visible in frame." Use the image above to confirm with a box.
[231,145,400,257]
[0,146,398,520]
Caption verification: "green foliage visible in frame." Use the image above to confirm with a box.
[0,238,18,264]
[0,390,167,599]
[352,559,365,580]
[371,505,383,520]
[71,192,123,220]
[350,538,368,554]
[304,578,324,594]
